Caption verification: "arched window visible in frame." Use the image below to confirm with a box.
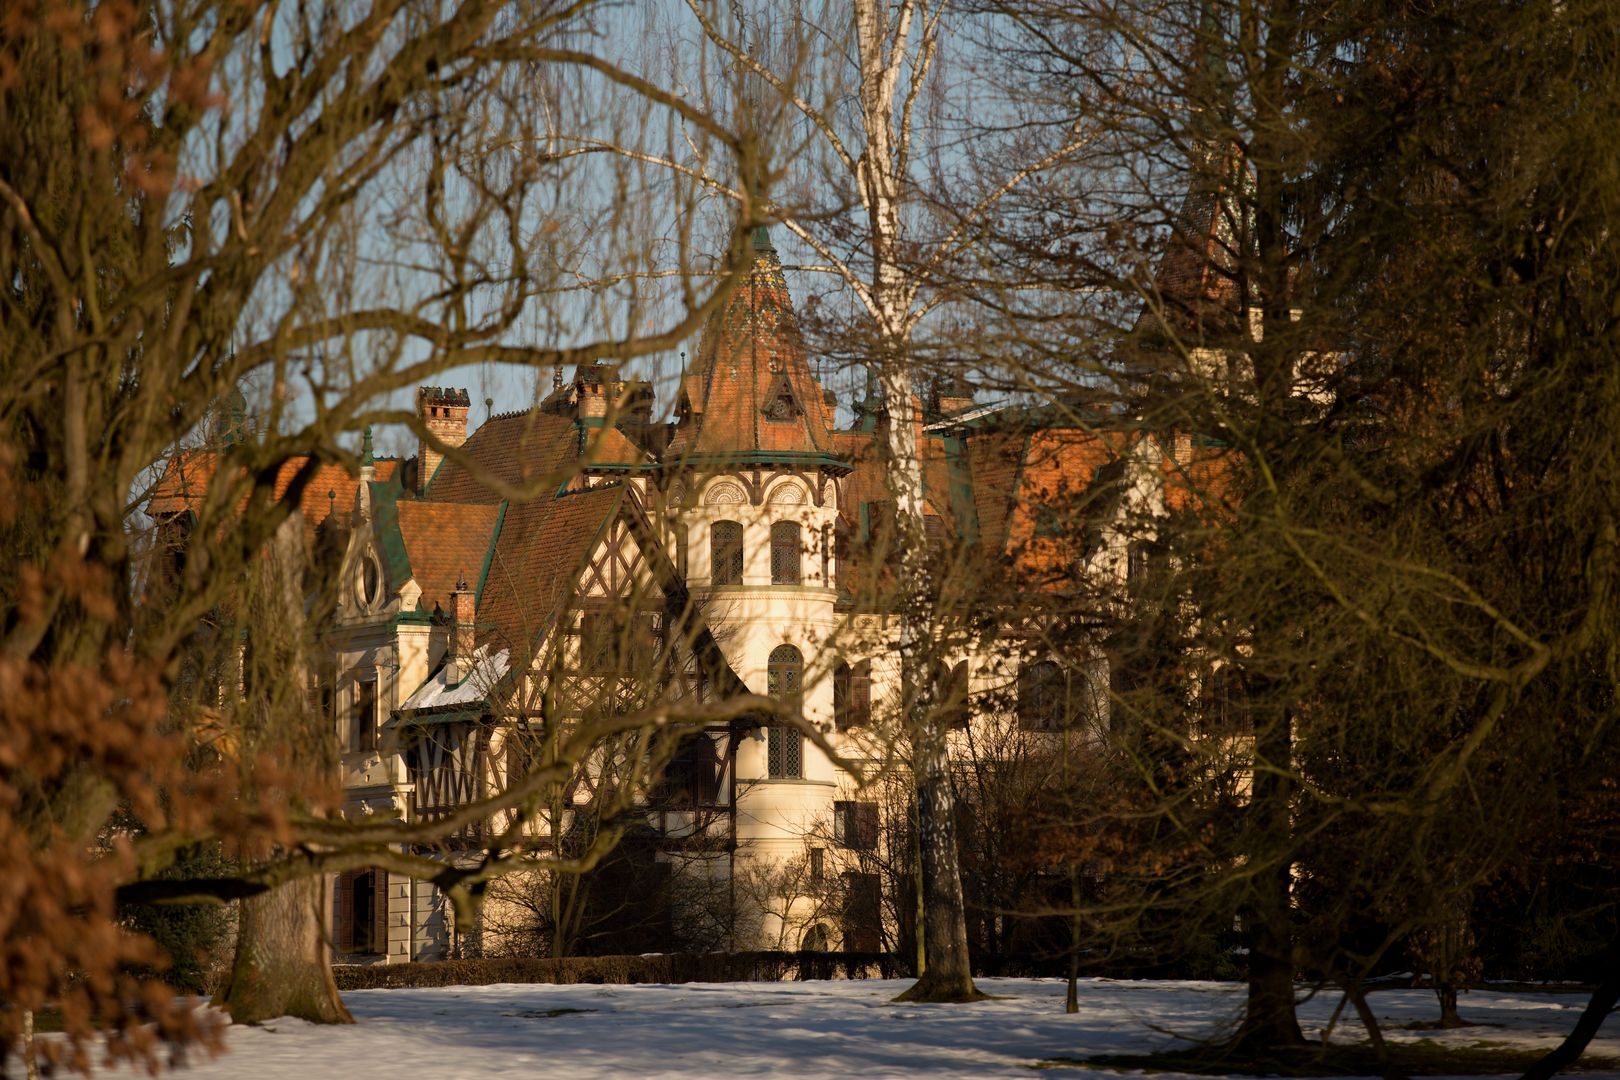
[1018,659,1068,731]
[767,644,803,778]
[711,520,743,585]
[834,660,871,730]
[771,520,802,584]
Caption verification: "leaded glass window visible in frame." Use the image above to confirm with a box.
[711,520,743,585]
[771,521,802,584]
[767,644,803,778]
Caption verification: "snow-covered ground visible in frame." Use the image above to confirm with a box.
[26,978,1620,1079]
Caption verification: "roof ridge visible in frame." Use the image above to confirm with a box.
[483,406,551,425]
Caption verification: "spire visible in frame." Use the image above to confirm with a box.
[1128,2,1248,348]
[667,223,838,461]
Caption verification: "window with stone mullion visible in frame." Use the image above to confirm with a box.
[834,660,872,730]
[767,724,802,778]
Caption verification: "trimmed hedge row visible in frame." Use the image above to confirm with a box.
[333,951,898,991]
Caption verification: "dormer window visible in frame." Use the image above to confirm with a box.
[762,372,802,422]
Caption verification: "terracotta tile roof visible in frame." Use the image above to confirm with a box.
[832,430,953,527]
[393,501,503,615]
[584,424,649,466]
[824,426,967,599]
[428,411,648,503]
[147,451,398,548]
[1157,435,1240,518]
[1132,150,1249,343]
[965,429,1029,558]
[668,229,838,461]
[1004,428,1131,581]
[476,485,626,652]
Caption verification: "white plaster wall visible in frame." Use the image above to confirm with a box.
[685,474,838,590]
[684,473,846,865]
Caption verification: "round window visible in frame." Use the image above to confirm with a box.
[359,555,382,608]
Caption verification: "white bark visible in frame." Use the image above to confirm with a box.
[667,0,1087,997]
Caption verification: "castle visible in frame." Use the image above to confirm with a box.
[151,222,1234,963]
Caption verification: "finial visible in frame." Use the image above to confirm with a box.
[361,425,374,466]
[456,570,469,592]
[328,488,337,511]
[553,365,564,392]
[485,396,494,420]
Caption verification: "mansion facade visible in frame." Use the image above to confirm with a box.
[152,224,1233,963]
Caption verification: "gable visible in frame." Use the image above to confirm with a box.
[577,516,658,602]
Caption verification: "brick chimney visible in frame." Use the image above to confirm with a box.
[573,365,617,422]
[417,387,471,493]
[444,572,475,684]
[1173,431,1193,463]
[930,374,976,420]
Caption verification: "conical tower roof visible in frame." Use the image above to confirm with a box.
[1132,143,1251,343]
[668,228,839,463]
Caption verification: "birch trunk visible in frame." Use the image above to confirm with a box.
[852,0,981,1003]
[875,355,980,1002]
[682,0,991,998]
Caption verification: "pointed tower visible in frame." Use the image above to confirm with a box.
[668,227,841,462]
[1130,0,1251,350]
[665,227,850,844]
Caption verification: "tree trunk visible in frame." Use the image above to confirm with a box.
[1519,964,1620,1080]
[1436,984,1464,1028]
[913,800,927,977]
[216,875,352,1024]
[876,346,982,1004]
[1233,704,1305,1050]
[1345,979,1408,1080]
[1237,862,1304,1048]
[895,735,984,1002]
[1067,866,1082,1014]
[215,514,352,1025]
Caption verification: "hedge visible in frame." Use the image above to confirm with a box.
[333,951,898,991]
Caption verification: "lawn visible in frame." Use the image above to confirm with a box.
[20,978,1619,1079]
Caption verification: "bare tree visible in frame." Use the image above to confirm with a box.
[968,0,1620,1068]
[0,0,769,1060]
